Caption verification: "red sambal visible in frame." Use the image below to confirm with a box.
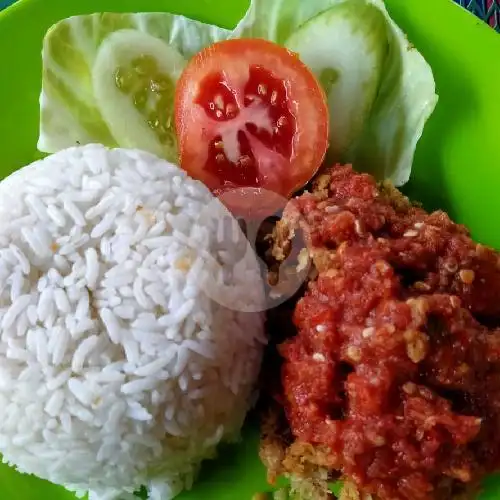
[274,165,500,499]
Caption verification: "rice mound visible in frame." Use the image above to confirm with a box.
[0,144,266,500]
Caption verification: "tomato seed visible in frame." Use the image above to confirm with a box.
[239,155,252,167]
[270,90,278,105]
[244,94,256,105]
[226,103,237,117]
[277,116,288,127]
[257,84,267,96]
[214,94,224,110]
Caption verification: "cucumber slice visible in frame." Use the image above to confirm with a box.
[285,1,388,160]
[92,29,186,162]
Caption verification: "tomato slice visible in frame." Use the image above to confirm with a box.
[174,38,329,210]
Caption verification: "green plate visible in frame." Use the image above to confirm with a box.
[0,0,500,498]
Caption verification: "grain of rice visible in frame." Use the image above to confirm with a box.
[134,355,175,377]
[60,412,72,433]
[13,433,35,447]
[47,268,63,286]
[26,305,38,325]
[91,212,115,239]
[34,225,52,250]
[113,305,135,320]
[178,375,189,392]
[142,236,174,249]
[75,291,90,321]
[122,339,140,365]
[10,272,24,302]
[71,335,100,373]
[71,318,95,338]
[21,227,45,256]
[173,349,191,378]
[127,402,152,422]
[85,194,114,220]
[84,248,99,290]
[36,330,49,367]
[45,390,65,417]
[163,419,183,437]
[54,288,71,313]
[183,339,215,359]
[121,377,157,395]
[144,283,168,306]
[52,328,69,365]
[47,326,64,354]
[16,313,29,337]
[6,346,31,361]
[25,330,37,354]
[47,205,67,227]
[2,295,31,330]
[94,371,125,384]
[68,378,92,406]
[132,218,149,244]
[68,402,94,423]
[148,221,167,237]
[100,308,122,344]
[10,244,30,275]
[63,199,85,226]
[25,194,49,221]
[133,277,152,309]
[37,288,53,322]
[137,268,157,282]
[47,369,71,391]
[53,254,70,272]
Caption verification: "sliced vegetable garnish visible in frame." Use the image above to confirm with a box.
[232,0,438,186]
[38,2,438,188]
[285,2,388,161]
[92,29,185,160]
[352,0,438,185]
[38,12,230,157]
[174,38,329,204]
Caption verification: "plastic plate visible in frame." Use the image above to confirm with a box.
[0,0,499,498]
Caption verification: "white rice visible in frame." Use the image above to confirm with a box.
[0,144,266,500]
